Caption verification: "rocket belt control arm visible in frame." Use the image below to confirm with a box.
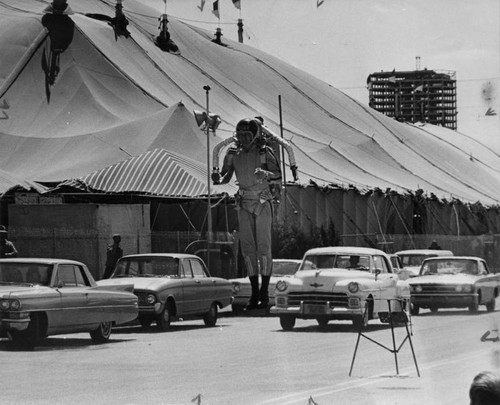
[211,124,299,183]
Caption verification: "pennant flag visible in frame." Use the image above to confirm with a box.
[198,0,205,11]
[414,84,424,92]
[485,107,497,116]
[387,76,396,83]
[317,0,324,7]
[232,0,241,9]
[212,0,219,18]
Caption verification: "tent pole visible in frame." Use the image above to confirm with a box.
[278,95,287,222]
[204,85,212,271]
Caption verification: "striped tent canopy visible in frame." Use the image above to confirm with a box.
[59,148,236,198]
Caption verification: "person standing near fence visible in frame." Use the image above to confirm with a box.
[102,234,123,279]
[0,226,18,258]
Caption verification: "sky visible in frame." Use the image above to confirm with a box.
[142,0,500,142]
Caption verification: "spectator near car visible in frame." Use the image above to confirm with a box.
[0,226,18,258]
[469,371,500,405]
[102,234,123,279]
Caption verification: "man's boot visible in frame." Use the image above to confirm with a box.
[245,275,259,311]
[258,275,271,309]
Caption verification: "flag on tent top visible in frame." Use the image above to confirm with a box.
[212,0,219,18]
[198,0,205,11]
[232,0,241,9]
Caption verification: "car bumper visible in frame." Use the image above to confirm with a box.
[1,318,30,332]
[411,293,477,308]
[232,296,275,306]
[138,303,162,315]
[270,301,364,319]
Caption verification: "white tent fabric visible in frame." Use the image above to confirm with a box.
[1,0,500,205]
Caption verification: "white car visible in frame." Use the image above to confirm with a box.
[408,256,500,315]
[230,259,302,314]
[270,247,410,330]
[396,249,454,279]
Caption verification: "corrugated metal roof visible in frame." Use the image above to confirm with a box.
[72,148,234,198]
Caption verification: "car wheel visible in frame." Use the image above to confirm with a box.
[469,300,479,313]
[139,317,153,329]
[11,312,41,349]
[352,313,369,330]
[410,304,420,316]
[90,321,112,343]
[157,303,172,332]
[430,306,439,313]
[316,317,329,329]
[279,315,296,331]
[203,303,218,327]
[486,297,496,312]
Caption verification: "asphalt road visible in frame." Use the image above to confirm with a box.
[1,304,500,405]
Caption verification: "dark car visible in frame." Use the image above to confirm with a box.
[97,254,233,331]
[408,256,500,315]
[0,258,138,348]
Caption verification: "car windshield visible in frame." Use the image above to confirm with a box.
[113,257,180,278]
[300,254,370,271]
[0,263,52,285]
[400,254,432,267]
[273,261,300,276]
[391,256,401,269]
[420,259,479,275]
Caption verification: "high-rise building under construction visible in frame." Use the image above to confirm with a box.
[366,69,457,130]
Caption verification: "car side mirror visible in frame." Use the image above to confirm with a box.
[56,280,64,289]
[375,269,381,280]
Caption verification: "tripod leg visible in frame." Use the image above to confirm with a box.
[349,332,362,376]
[404,320,421,377]
[388,300,399,375]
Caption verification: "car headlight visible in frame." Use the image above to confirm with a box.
[232,282,241,294]
[0,299,21,311]
[410,285,422,293]
[455,285,463,292]
[146,294,156,305]
[0,299,10,311]
[462,285,473,293]
[10,299,21,310]
[276,280,288,292]
[348,282,359,294]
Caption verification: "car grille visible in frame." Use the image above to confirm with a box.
[287,292,348,307]
[135,290,154,307]
[413,285,462,294]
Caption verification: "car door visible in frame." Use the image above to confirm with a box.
[475,261,498,303]
[54,264,92,331]
[186,258,214,313]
